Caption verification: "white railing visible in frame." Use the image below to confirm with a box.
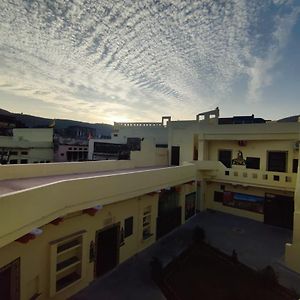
[114,122,163,128]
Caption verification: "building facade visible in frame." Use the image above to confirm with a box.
[88,116,170,160]
[0,109,299,299]
[0,128,53,165]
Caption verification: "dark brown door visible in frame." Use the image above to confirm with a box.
[171,146,180,166]
[0,258,20,300]
[264,194,294,229]
[218,150,232,168]
[95,225,119,277]
[0,267,11,299]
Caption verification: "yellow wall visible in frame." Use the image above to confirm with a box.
[0,163,195,249]
[205,182,293,222]
[0,194,159,300]
[0,160,134,180]
[131,139,168,167]
[0,182,197,300]
[208,140,297,173]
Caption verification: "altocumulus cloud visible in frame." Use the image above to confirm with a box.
[0,0,298,123]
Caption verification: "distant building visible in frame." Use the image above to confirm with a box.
[88,116,170,160]
[0,128,53,164]
[53,126,96,162]
[54,138,89,162]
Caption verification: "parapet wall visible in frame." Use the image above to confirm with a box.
[0,160,134,180]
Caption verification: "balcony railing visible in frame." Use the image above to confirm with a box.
[217,166,296,190]
[195,160,297,190]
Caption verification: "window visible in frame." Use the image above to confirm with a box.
[185,192,196,220]
[267,151,287,172]
[20,159,28,164]
[246,157,260,169]
[293,159,298,173]
[155,144,168,148]
[21,151,28,155]
[124,217,133,238]
[9,159,18,164]
[218,150,232,168]
[60,153,65,156]
[50,231,85,296]
[214,191,223,203]
[10,151,18,156]
[142,206,152,240]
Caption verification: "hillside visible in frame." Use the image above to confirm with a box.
[0,108,112,137]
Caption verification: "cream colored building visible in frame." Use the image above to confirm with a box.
[167,108,300,273]
[0,128,53,164]
[88,116,170,160]
[0,109,299,300]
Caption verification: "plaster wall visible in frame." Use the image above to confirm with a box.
[0,195,159,300]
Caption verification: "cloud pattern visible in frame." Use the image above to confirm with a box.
[0,0,299,123]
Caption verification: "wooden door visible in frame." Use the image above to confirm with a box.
[171,146,180,166]
[95,225,119,277]
[0,258,20,300]
[264,194,294,229]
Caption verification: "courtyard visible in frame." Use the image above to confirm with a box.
[72,211,300,300]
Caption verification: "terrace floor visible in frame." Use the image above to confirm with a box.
[72,211,300,300]
[0,166,165,196]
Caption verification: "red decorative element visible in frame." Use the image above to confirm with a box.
[16,233,36,244]
[50,217,64,225]
[238,140,247,146]
[175,186,181,192]
[223,191,233,203]
[83,208,98,216]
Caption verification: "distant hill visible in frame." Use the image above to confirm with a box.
[0,108,12,116]
[277,115,300,123]
[0,108,112,138]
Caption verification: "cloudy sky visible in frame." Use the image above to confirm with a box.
[0,0,299,124]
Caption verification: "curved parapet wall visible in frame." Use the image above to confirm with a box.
[0,164,195,248]
[0,160,134,181]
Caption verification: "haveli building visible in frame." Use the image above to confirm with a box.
[0,108,299,300]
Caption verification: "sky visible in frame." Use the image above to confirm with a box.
[0,0,299,124]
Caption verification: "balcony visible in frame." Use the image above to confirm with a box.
[195,161,297,191]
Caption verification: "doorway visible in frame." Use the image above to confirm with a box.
[0,258,20,300]
[156,188,181,239]
[95,224,120,277]
[171,146,180,166]
[218,149,232,168]
[264,194,294,229]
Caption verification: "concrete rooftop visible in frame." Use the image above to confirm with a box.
[0,166,166,197]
